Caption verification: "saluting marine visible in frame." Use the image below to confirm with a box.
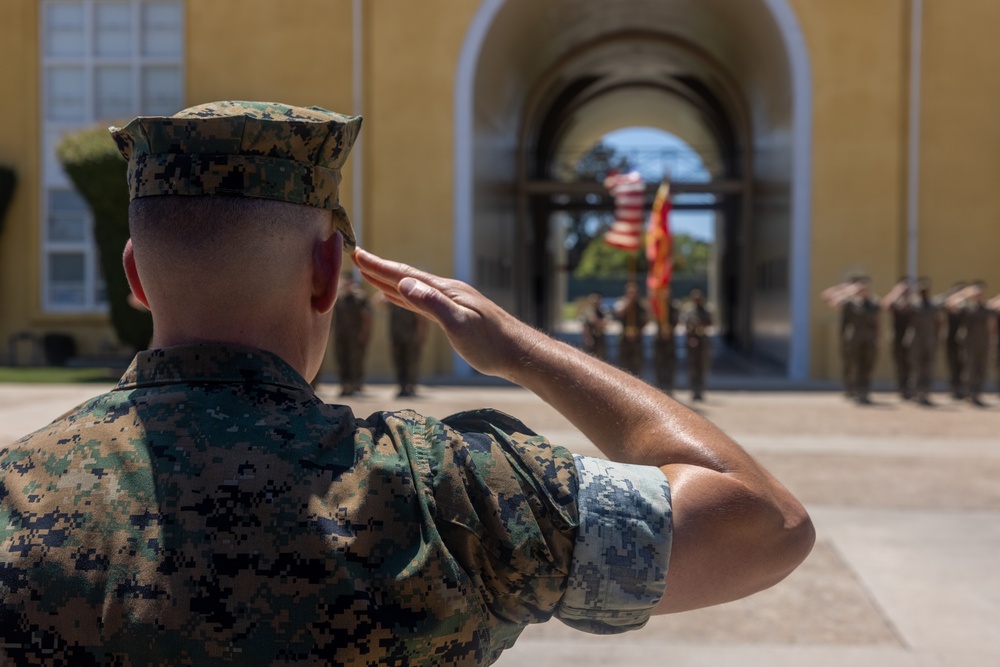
[944,281,968,400]
[822,275,880,405]
[1,101,813,666]
[881,278,913,400]
[948,281,992,406]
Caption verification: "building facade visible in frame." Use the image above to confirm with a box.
[1,0,998,381]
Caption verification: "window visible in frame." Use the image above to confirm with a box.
[40,0,183,312]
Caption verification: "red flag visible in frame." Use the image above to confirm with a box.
[603,172,645,251]
[645,181,672,323]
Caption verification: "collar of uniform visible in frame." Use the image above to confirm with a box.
[116,344,313,392]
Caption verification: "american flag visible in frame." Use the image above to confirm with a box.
[602,171,645,252]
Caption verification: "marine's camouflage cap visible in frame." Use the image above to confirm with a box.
[109,101,363,246]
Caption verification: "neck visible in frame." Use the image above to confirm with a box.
[149,310,324,380]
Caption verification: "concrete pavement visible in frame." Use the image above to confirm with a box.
[2,381,997,666]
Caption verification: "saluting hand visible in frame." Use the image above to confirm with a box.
[351,248,537,379]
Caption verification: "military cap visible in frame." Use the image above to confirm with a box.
[109,101,363,246]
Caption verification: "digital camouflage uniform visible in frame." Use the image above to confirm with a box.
[389,303,423,396]
[580,301,608,361]
[903,296,942,403]
[682,303,713,401]
[653,301,680,395]
[890,305,913,399]
[840,296,880,402]
[1,102,675,665]
[1,346,673,665]
[945,307,966,399]
[615,298,649,377]
[959,301,991,402]
[334,283,371,395]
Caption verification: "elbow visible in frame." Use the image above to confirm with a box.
[781,502,816,574]
[763,500,815,589]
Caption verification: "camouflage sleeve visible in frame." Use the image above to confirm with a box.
[556,455,672,634]
[424,409,579,646]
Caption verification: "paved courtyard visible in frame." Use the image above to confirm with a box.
[2,381,998,666]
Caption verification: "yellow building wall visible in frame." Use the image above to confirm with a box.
[364,0,481,380]
[0,2,116,365]
[4,0,997,382]
[792,0,910,379]
[0,1,40,364]
[919,0,1000,292]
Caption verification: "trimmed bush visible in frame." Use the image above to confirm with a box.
[0,165,15,237]
[57,125,151,352]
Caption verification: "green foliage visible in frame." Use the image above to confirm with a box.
[562,142,635,272]
[57,125,151,352]
[673,233,711,276]
[574,232,710,280]
[574,236,647,280]
[0,165,16,236]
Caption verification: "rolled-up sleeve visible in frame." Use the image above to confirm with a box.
[556,455,673,634]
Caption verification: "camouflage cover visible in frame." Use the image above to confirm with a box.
[110,101,362,246]
[0,344,671,665]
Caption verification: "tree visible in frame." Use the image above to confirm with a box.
[57,125,152,352]
[574,232,709,281]
[561,141,634,273]
[673,233,710,276]
[573,236,646,280]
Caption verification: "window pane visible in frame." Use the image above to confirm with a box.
[96,65,134,119]
[49,252,85,282]
[142,2,183,57]
[94,276,108,306]
[48,252,87,306]
[47,66,86,121]
[45,3,85,58]
[95,2,134,57]
[47,189,89,242]
[141,66,182,115]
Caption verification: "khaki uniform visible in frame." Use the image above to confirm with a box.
[615,298,649,377]
[389,303,423,396]
[682,303,713,400]
[1,345,673,665]
[840,296,880,402]
[334,284,371,395]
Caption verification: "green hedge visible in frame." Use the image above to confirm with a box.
[57,125,152,352]
[0,165,15,237]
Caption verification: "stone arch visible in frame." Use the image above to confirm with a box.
[454,0,813,379]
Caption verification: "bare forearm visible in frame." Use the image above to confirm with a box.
[503,326,753,473]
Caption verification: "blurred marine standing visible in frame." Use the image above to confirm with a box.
[389,301,427,398]
[334,273,371,396]
[682,289,712,401]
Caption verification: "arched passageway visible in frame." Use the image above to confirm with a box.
[455,0,812,378]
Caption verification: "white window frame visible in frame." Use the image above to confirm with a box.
[39,0,184,313]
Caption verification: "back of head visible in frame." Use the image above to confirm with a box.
[111,100,362,336]
[129,196,332,312]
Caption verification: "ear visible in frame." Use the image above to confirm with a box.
[122,238,150,309]
[311,231,344,314]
